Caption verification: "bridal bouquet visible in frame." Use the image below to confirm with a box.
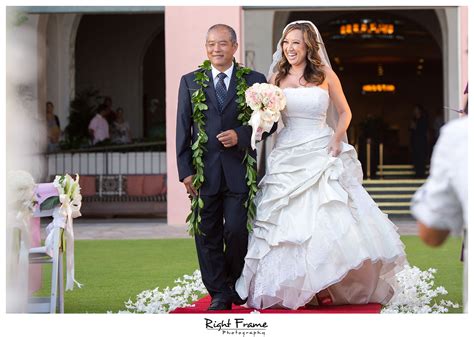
[245,83,286,149]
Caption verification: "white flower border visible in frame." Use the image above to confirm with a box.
[113,270,208,314]
[382,264,459,313]
[115,265,459,314]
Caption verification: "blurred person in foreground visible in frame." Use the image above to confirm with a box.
[411,85,468,312]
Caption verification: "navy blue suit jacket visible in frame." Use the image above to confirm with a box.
[176,67,269,196]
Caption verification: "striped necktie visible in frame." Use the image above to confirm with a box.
[215,72,227,111]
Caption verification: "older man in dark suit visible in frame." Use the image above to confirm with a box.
[176,24,274,310]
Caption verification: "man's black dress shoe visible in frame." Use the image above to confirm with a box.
[208,298,232,311]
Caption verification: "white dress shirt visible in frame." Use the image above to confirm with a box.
[88,113,109,145]
[211,63,234,91]
[411,116,468,312]
[411,116,468,232]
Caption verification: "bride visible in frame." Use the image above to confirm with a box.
[235,20,407,309]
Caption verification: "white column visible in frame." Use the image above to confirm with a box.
[460,7,468,107]
[46,14,81,130]
[438,7,462,122]
[243,10,275,75]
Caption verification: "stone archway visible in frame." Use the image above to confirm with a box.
[74,13,164,139]
[244,6,469,186]
[286,10,442,166]
[245,7,464,125]
[244,7,457,171]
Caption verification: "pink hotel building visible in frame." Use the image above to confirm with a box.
[6,6,468,226]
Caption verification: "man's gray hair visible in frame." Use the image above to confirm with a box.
[206,24,237,44]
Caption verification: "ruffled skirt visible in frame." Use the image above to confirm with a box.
[235,123,407,309]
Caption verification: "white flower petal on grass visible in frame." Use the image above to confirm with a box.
[114,265,459,314]
[382,265,460,314]
[113,269,208,314]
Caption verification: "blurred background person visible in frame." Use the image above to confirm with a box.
[409,104,429,178]
[88,104,110,145]
[111,107,132,144]
[103,96,116,124]
[46,101,61,152]
[411,106,468,311]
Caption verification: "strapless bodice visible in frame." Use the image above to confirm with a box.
[281,86,330,128]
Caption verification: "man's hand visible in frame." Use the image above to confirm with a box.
[418,222,450,247]
[183,175,197,197]
[217,130,238,148]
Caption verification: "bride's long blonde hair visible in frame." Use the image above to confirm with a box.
[275,22,326,87]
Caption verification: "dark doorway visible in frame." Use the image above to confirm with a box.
[143,29,166,141]
[75,13,165,140]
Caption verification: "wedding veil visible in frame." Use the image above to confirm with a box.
[268,20,347,143]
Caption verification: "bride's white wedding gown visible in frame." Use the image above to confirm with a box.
[235,86,407,310]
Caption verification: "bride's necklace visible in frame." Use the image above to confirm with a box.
[288,64,306,77]
[288,71,304,78]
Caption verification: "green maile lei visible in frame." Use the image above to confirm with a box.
[186,58,257,236]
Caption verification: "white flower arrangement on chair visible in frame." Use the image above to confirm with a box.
[39,174,83,290]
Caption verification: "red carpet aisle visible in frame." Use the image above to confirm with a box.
[170,295,381,314]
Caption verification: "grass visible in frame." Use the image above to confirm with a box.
[34,236,464,313]
[400,236,464,313]
[35,239,200,313]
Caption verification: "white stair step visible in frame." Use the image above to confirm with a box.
[363,179,426,184]
[384,210,412,215]
[366,187,419,192]
[376,202,411,207]
[372,194,413,199]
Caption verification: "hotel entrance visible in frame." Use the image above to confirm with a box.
[287,9,443,180]
[243,7,460,217]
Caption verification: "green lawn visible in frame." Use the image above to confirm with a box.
[36,239,200,313]
[401,236,464,313]
[34,236,463,313]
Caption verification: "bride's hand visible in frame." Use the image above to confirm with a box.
[327,136,342,157]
